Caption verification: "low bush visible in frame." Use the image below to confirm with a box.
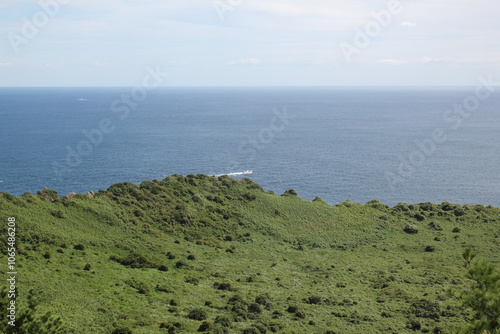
[188,308,208,321]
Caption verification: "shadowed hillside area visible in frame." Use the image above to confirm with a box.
[1,174,499,333]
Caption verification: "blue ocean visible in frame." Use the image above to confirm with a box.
[1,87,499,206]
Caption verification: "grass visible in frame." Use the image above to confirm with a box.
[0,174,499,333]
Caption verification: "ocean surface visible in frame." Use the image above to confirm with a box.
[0,87,499,206]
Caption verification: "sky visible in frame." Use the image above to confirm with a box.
[0,0,499,86]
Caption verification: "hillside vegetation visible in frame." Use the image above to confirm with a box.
[0,174,499,333]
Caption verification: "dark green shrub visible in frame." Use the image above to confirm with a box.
[207,195,224,203]
[295,311,306,319]
[214,316,232,327]
[125,279,151,294]
[231,303,248,320]
[185,277,199,285]
[413,213,425,221]
[271,311,283,319]
[74,244,85,250]
[425,246,435,252]
[281,189,297,196]
[253,324,267,333]
[188,308,207,321]
[255,294,271,306]
[440,202,455,211]
[407,320,421,331]
[306,296,322,304]
[197,321,227,333]
[242,193,257,201]
[473,204,486,212]
[428,222,442,231]
[2,193,15,201]
[175,261,187,268]
[248,303,262,314]
[156,284,173,292]
[51,210,66,219]
[198,321,211,332]
[268,322,283,332]
[393,203,409,212]
[116,252,156,268]
[112,328,133,334]
[158,265,169,272]
[419,202,437,211]
[137,282,150,294]
[83,263,91,271]
[403,224,418,234]
[229,295,246,304]
[410,299,440,319]
[366,199,388,210]
[159,322,184,332]
[214,282,232,291]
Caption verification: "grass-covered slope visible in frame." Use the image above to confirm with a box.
[0,174,499,333]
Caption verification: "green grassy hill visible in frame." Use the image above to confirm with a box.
[1,174,499,333]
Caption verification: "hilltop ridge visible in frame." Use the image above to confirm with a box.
[1,174,499,333]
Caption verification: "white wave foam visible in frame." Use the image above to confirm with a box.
[214,170,253,177]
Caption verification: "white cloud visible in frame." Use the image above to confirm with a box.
[376,59,407,65]
[2,0,500,86]
[401,21,417,27]
[227,58,262,66]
